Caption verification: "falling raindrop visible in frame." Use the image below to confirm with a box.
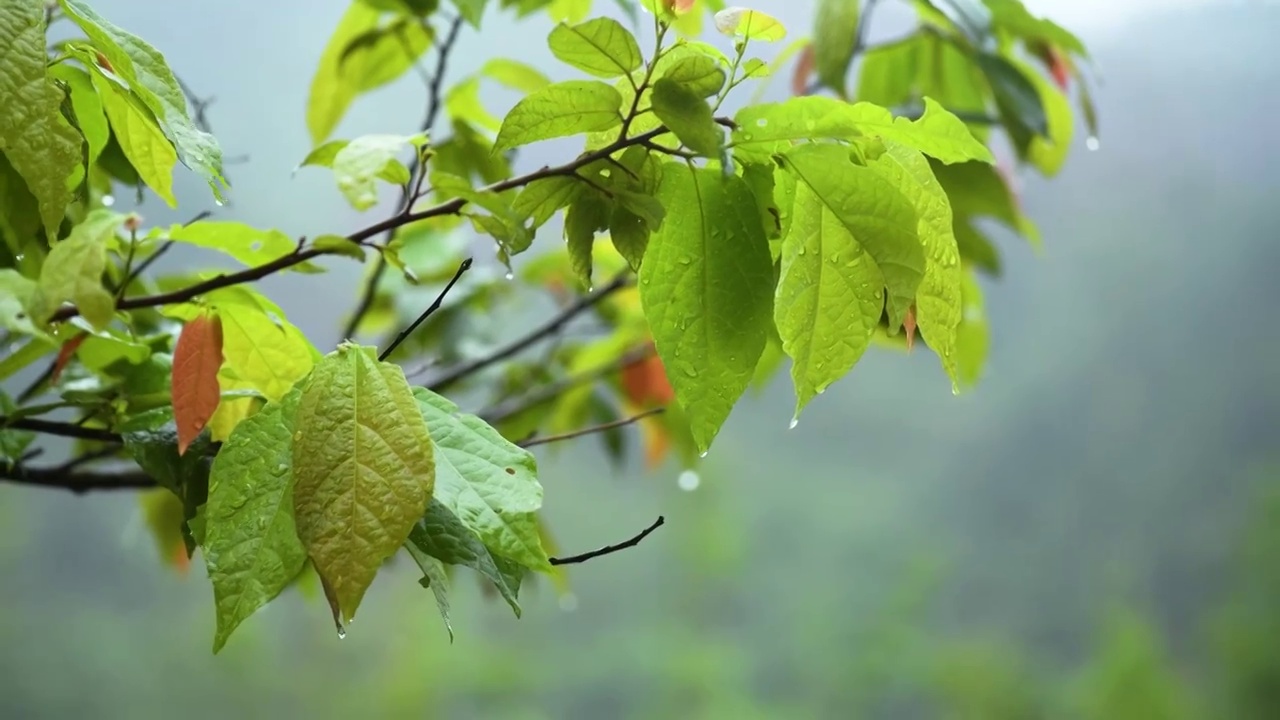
[677,469,701,491]
[101,194,115,207]
[214,198,225,207]
[1086,136,1100,151]
[337,625,347,640]
[504,271,514,281]
[559,593,579,612]
[788,416,799,430]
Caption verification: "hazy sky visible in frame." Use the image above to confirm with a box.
[1027,0,1214,32]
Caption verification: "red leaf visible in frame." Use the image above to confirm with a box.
[904,305,917,352]
[792,45,815,96]
[50,334,87,384]
[620,342,674,407]
[1048,47,1071,90]
[172,312,224,455]
[95,50,114,74]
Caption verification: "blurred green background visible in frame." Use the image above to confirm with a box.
[3,1,1279,717]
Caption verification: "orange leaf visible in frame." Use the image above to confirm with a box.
[51,334,87,384]
[172,312,224,455]
[95,50,114,74]
[792,45,815,96]
[641,415,671,469]
[904,305,917,352]
[620,342,674,407]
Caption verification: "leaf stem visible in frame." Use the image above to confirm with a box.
[548,515,665,566]
[377,258,472,362]
[519,407,664,449]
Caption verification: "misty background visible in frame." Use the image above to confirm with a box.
[2,0,1278,717]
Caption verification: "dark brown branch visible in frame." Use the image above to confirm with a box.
[0,463,156,493]
[342,14,466,340]
[378,258,472,362]
[481,343,654,425]
[0,416,121,443]
[519,407,664,449]
[48,126,673,324]
[548,516,665,566]
[427,274,632,394]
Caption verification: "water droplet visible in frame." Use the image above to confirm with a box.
[214,198,225,207]
[951,383,961,396]
[788,416,799,430]
[677,256,691,265]
[755,118,768,127]
[682,366,698,378]
[1086,136,1100,152]
[101,194,115,207]
[698,450,709,459]
[741,132,754,141]
[798,246,807,256]
[273,463,288,476]
[504,271,514,281]
[559,593,579,612]
[337,625,347,640]
[293,431,302,442]
[677,469,701,491]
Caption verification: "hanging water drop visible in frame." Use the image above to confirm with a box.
[504,271,514,281]
[699,450,709,459]
[682,365,698,378]
[336,625,347,640]
[788,416,799,430]
[214,198,225,207]
[1086,136,1100,152]
[677,469,701,491]
[951,383,961,396]
[101,194,115,207]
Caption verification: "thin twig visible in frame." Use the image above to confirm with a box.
[548,516,665,566]
[480,343,654,425]
[0,416,120,444]
[342,15,466,341]
[0,463,155,493]
[519,407,665,449]
[378,258,472,362]
[427,274,632,394]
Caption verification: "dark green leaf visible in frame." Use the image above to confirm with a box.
[650,79,722,156]
[408,499,523,616]
[564,192,610,289]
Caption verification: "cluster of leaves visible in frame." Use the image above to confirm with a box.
[0,0,1093,651]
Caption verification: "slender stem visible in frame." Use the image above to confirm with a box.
[548,516,665,566]
[480,343,654,425]
[0,463,155,493]
[378,258,472,362]
[519,407,665,449]
[0,416,120,443]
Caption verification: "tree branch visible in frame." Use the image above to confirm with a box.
[341,14,466,340]
[378,257,472,362]
[480,343,654,425]
[548,515,665,566]
[0,416,120,444]
[519,407,664,449]
[47,125,674,324]
[426,273,632,394]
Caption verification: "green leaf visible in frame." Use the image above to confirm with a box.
[857,36,921,108]
[408,499,523,616]
[564,192,610,289]
[775,176,883,416]
[312,234,367,261]
[33,209,125,331]
[404,540,453,639]
[658,53,726,98]
[650,79,723,156]
[450,0,490,27]
[166,221,300,268]
[1015,57,1073,176]
[955,268,988,388]
[778,143,921,329]
[121,407,213,499]
[88,69,178,207]
[59,0,228,200]
[494,80,623,151]
[0,153,41,254]
[637,164,773,454]
[931,158,1038,243]
[430,171,533,255]
[813,0,859,92]
[306,2,432,144]
[303,133,425,211]
[849,98,995,164]
[0,392,35,464]
[547,17,642,78]
[868,142,962,386]
[0,1,84,241]
[713,7,787,42]
[292,344,436,624]
[482,58,551,93]
[609,206,649,270]
[48,65,109,165]
[411,387,551,572]
[205,385,308,653]
[731,96,862,162]
[0,270,42,337]
[512,176,583,228]
[977,52,1048,138]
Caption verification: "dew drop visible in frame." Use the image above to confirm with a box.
[273,462,288,476]
[214,198,225,207]
[336,625,347,640]
[504,271,514,281]
[755,118,768,127]
[558,593,579,612]
[951,383,961,396]
[788,416,799,430]
[682,366,698,378]
[678,256,692,266]
[698,450,709,459]
[677,469,701,491]
[798,246,807,256]
[293,431,302,442]
[1086,136,1100,152]
[101,194,115,207]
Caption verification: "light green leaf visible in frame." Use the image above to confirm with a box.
[564,192,610,289]
[0,1,84,241]
[494,80,623,151]
[848,98,995,164]
[512,176,583,228]
[857,36,921,108]
[637,164,773,454]
[1017,57,1073,176]
[713,7,786,42]
[813,0,859,92]
[292,344,436,624]
[0,270,41,337]
[411,387,551,572]
[306,2,432,144]
[650,79,723,156]
[868,142,962,386]
[33,209,125,330]
[89,70,178,207]
[731,96,863,162]
[48,65,109,165]
[408,498,523,616]
[482,58,550,93]
[430,171,533,255]
[776,178,883,416]
[312,234,367,261]
[166,221,300,268]
[779,143,921,329]
[303,134,424,211]
[450,0,490,28]
[658,53,726,97]
[60,0,227,200]
[205,385,308,653]
[955,268,988,389]
[404,540,454,640]
[547,17,642,78]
